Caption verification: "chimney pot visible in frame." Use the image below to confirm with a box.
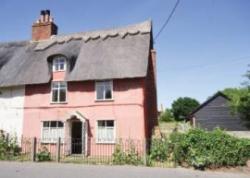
[40,10,45,15]
[40,10,45,23]
[45,10,50,16]
[44,10,50,22]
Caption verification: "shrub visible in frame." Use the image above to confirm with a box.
[112,144,125,165]
[125,146,141,165]
[36,147,51,162]
[169,128,250,169]
[149,128,250,169]
[0,132,20,160]
[112,140,142,165]
[150,138,169,162]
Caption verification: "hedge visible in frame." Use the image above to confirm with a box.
[150,128,250,169]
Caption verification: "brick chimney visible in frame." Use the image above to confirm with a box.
[32,10,58,41]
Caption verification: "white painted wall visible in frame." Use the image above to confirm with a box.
[0,86,25,140]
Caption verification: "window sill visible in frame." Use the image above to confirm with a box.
[95,99,114,102]
[52,70,66,73]
[96,141,116,145]
[41,141,65,144]
[50,102,68,105]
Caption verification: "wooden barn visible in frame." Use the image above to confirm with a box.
[188,92,249,131]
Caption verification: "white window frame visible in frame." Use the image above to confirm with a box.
[41,121,64,143]
[51,81,67,103]
[96,120,116,144]
[52,56,67,72]
[95,80,113,101]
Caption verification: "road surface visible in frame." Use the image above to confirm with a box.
[0,162,249,178]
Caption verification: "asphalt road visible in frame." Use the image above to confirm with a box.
[0,162,249,178]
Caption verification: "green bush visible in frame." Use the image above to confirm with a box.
[0,132,20,160]
[112,141,142,165]
[36,147,51,162]
[169,128,250,169]
[150,138,169,162]
[112,144,126,165]
[149,128,250,169]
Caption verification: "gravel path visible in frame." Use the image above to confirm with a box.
[0,162,249,178]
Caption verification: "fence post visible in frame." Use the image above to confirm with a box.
[31,137,37,162]
[143,139,147,166]
[56,137,61,162]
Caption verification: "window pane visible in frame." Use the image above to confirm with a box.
[96,85,104,100]
[55,64,59,71]
[43,121,50,127]
[53,57,66,71]
[42,128,49,141]
[98,121,105,127]
[105,89,112,99]
[59,89,66,102]
[50,121,57,127]
[106,127,114,141]
[58,128,64,139]
[98,127,105,142]
[60,82,66,88]
[58,121,64,127]
[59,63,64,70]
[52,82,59,89]
[52,90,58,102]
[106,120,114,127]
[59,58,65,63]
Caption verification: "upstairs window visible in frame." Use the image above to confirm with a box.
[95,80,113,100]
[42,121,64,143]
[51,81,67,103]
[52,56,66,72]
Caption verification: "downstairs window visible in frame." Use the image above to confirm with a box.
[96,120,115,143]
[42,121,64,143]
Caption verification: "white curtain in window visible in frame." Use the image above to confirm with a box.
[97,121,114,143]
[42,121,64,143]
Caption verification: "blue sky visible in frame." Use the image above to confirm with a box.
[0,0,249,108]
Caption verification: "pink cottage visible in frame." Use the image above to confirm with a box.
[0,10,157,155]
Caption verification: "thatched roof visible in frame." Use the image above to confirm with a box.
[0,20,152,87]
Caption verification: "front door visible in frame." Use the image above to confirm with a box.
[71,121,82,154]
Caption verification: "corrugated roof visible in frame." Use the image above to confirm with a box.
[0,20,152,87]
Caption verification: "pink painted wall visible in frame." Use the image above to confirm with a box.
[52,71,65,81]
[23,78,146,141]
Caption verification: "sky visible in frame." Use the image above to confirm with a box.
[0,0,249,108]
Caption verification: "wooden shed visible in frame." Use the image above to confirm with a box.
[188,92,249,131]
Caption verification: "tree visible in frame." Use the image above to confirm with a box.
[241,64,250,88]
[239,65,250,120]
[223,65,250,120]
[222,88,248,114]
[171,97,200,121]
